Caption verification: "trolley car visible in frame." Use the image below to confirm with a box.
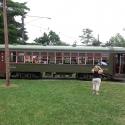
[0,44,125,80]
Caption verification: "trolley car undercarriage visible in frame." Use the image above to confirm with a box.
[0,72,113,80]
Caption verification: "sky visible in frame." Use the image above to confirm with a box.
[13,0,125,45]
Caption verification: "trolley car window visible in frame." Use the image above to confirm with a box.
[79,57,85,64]
[94,60,100,65]
[71,53,78,64]
[33,52,39,56]
[56,52,62,57]
[102,53,109,65]
[32,52,40,64]
[102,53,109,57]
[64,52,70,56]
[94,53,101,65]
[25,52,32,63]
[86,60,93,65]
[72,53,78,57]
[48,52,55,64]
[41,52,47,58]
[41,52,47,56]
[79,53,85,56]
[78,53,86,65]
[48,52,54,56]
[86,53,93,65]
[64,52,70,64]
[26,52,32,56]
[56,52,62,64]
[41,52,47,64]
[18,52,24,62]
[87,53,93,58]
[95,53,101,57]
[10,51,16,62]
[79,53,85,65]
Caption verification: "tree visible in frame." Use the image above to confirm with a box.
[105,40,115,46]
[0,0,30,44]
[92,38,101,46]
[34,32,50,45]
[79,28,94,45]
[108,33,125,47]
[34,30,69,46]
[59,41,69,46]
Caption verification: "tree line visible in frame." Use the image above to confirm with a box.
[0,0,125,47]
[0,0,29,44]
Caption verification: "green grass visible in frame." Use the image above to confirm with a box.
[0,80,125,125]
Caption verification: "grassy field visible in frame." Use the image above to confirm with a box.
[0,79,125,125]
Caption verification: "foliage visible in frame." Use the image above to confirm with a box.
[0,80,125,125]
[79,28,95,45]
[34,30,69,46]
[105,41,115,46]
[92,38,102,46]
[106,33,125,47]
[0,0,30,44]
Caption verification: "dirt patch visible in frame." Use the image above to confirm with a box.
[1,84,18,88]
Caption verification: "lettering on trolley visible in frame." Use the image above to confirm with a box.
[102,68,108,70]
[10,66,16,69]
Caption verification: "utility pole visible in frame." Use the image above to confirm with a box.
[21,14,25,44]
[3,0,10,86]
[98,34,99,42]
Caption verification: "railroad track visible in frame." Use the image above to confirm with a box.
[18,77,125,83]
[1,77,125,83]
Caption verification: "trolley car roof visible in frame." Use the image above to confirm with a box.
[0,45,125,52]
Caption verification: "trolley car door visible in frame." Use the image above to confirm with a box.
[120,54,125,74]
[116,53,125,74]
[119,54,121,74]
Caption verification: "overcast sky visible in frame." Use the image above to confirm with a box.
[13,0,125,45]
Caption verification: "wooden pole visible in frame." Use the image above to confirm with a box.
[21,14,25,44]
[3,0,10,86]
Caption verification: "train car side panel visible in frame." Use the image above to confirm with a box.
[0,52,5,73]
